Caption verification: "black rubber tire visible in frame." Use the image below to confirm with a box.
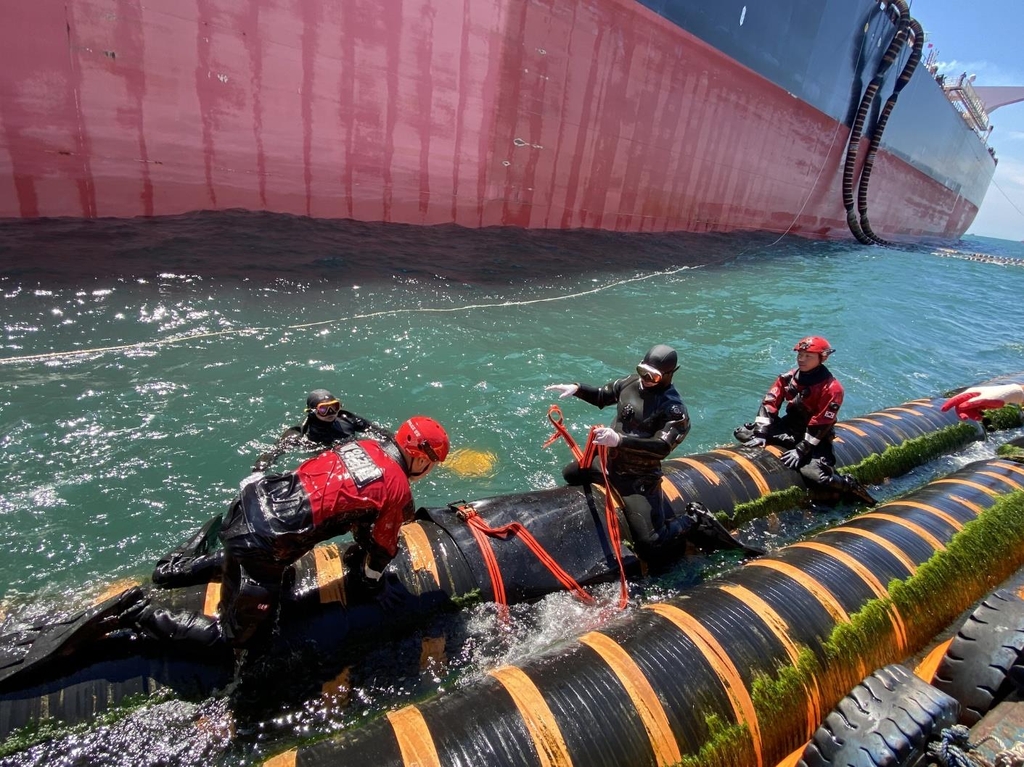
[932,588,1024,726]
[799,663,959,767]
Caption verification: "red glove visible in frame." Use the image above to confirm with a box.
[941,384,1024,421]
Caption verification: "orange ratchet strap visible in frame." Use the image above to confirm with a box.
[454,503,596,619]
[543,404,600,468]
[597,446,630,609]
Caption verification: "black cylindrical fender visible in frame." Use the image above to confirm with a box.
[0,377,1018,740]
[269,458,1024,767]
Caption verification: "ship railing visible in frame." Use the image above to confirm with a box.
[942,72,991,138]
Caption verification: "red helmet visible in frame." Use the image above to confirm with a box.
[396,416,450,463]
[793,336,835,358]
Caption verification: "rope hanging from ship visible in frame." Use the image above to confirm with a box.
[842,0,923,246]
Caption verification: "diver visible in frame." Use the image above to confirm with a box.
[152,388,393,587]
[734,336,876,506]
[546,344,693,560]
[251,388,393,473]
[133,416,450,651]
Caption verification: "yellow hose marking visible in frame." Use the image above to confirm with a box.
[711,450,771,495]
[914,639,953,684]
[835,423,868,437]
[490,666,573,767]
[386,706,442,767]
[91,579,142,606]
[995,461,1024,481]
[932,478,1000,497]
[660,476,684,503]
[673,457,721,485]
[873,412,903,420]
[854,417,886,428]
[579,632,682,766]
[322,666,351,705]
[718,584,823,738]
[884,501,965,531]
[745,560,850,623]
[890,407,925,416]
[400,523,441,587]
[313,543,346,605]
[202,582,221,618]
[853,513,946,553]
[790,542,908,652]
[645,603,763,767]
[978,471,1024,490]
[945,495,986,515]
[826,526,919,574]
[263,749,297,767]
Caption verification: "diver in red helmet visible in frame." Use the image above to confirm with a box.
[734,336,876,507]
[131,416,449,650]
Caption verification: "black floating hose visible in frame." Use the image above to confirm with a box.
[859,15,925,245]
[844,0,910,244]
[268,457,1024,767]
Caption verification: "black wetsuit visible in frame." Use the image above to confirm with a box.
[563,374,691,556]
[252,410,392,472]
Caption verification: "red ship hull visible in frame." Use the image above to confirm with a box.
[0,0,994,239]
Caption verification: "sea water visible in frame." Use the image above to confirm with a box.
[0,212,1022,765]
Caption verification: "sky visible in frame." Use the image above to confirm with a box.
[912,0,1024,240]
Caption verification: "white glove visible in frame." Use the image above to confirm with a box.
[546,384,579,399]
[593,427,621,447]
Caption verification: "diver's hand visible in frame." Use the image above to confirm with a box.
[593,427,621,447]
[742,435,766,448]
[546,384,579,399]
[941,384,1024,421]
[780,448,803,469]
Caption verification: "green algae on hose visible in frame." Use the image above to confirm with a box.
[672,712,753,767]
[985,404,1024,432]
[738,489,1024,765]
[845,422,981,486]
[724,422,981,527]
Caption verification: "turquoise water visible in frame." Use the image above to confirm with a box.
[0,214,1023,764]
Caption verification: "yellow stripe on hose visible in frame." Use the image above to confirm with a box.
[578,631,682,767]
[978,471,1024,490]
[203,582,221,618]
[996,461,1024,481]
[717,583,824,739]
[313,543,346,605]
[673,457,721,486]
[489,666,573,767]
[885,500,965,530]
[400,523,441,587]
[891,407,925,416]
[711,450,771,495]
[263,748,297,767]
[854,513,946,553]
[933,478,1001,497]
[744,560,850,624]
[386,706,442,767]
[790,542,908,652]
[645,603,764,767]
[835,423,868,437]
[827,526,919,574]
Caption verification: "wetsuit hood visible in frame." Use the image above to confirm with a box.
[640,344,679,388]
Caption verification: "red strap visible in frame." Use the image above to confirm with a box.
[598,446,630,609]
[464,517,509,622]
[543,405,584,463]
[457,504,596,608]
